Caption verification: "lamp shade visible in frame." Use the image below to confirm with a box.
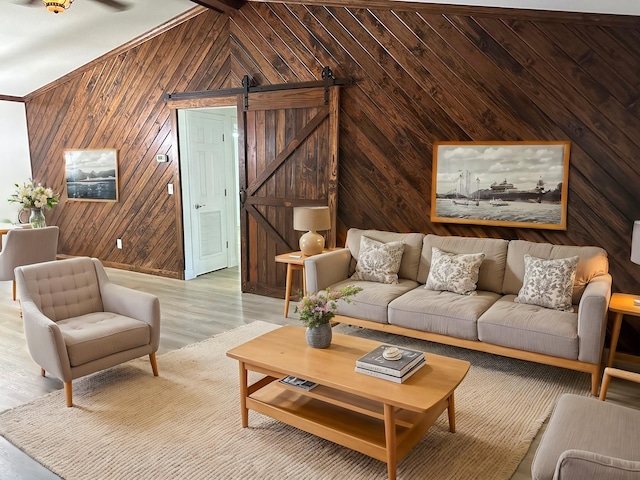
[293,206,331,256]
[632,220,640,265]
[293,206,331,232]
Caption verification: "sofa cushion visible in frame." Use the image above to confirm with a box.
[515,254,578,312]
[345,229,425,281]
[425,247,485,296]
[478,295,578,359]
[502,240,608,305]
[58,312,151,367]
[417,235,508,294]
[531,394,640,480]
[331,278,419,324]
[388,288,501,340]
[351,236,405,284]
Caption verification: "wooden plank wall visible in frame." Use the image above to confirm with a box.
[26,4,640,346]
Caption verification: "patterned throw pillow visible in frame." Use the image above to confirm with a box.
[425,247,485,295]
[350,236,405,284]
[514,254,579,312]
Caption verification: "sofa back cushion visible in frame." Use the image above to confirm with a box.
[345,229,425,282]
[417,235,509,293]
[502,240,609,304]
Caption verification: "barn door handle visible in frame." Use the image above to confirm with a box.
[194,204,206,209]
[239,189,247,207]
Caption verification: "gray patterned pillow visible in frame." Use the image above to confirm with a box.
[350,236,405,284]
[514,254,579,312]
[425,247,485,295]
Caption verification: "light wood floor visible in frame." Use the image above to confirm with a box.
[0,266,638,479]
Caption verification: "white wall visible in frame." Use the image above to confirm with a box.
[0,101,32,223]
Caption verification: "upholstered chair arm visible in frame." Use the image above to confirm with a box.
[577,274,612,365]
[92,259,160,350]
[20,299,72,382]
[554,449,640,480]
[304,249,352,293]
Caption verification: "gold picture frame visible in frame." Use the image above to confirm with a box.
[64,149,119,202]
[431,141,570,230]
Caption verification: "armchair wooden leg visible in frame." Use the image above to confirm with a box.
[64,381,72,407]
[41,368,46,377]
[149,353,159,376]
[12,280,16,301]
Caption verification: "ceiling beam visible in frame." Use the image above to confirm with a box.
[190,0,246,13]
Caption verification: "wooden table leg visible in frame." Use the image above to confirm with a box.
[607,312,624,367]
[239,361,249,428]
[284,264,294,317]
[383,403,397,480]
[447,392,456,433]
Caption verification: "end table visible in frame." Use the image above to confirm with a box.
[275,251,308,318]
[606,292,640,367]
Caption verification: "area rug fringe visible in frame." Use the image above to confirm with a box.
[0,321,590,480]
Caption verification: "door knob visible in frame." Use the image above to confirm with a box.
[194,204,206,209]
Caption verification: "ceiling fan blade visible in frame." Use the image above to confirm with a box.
[92,0,131,11]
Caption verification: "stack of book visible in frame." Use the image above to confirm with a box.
[355,344,426,383]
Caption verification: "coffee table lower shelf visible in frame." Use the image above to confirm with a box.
[245,376,451,479]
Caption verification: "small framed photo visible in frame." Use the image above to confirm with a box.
[431,141,570,230]
[64,149,119,202]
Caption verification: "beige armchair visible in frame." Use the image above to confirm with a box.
[0,226,59,300]
[532,367,640,479]
[15,257,160,407]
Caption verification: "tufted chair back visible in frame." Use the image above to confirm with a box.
[17,256,103,322]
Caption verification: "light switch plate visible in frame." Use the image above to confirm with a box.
[116,238,122,249]
[168,184,174,195]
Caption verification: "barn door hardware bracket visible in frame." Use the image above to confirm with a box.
[322,66,335,105]
[242,75,253,110]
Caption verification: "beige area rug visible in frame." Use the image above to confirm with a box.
[0,321,591,480]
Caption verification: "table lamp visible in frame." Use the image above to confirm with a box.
[632,220,640,306]
[293,206,331,256]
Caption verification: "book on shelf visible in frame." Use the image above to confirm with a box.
[355,358,426,383]
[279,375,318,391]
[355,344,425,377]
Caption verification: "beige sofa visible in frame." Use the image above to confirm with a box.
[304,229,612,395]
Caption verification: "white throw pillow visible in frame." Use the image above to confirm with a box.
[350,236,405,284]
[425,247,485,295]
[514,254,579,312]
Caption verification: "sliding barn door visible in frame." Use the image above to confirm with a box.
[238,86,340,297]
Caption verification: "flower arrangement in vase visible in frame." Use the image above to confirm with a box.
[295,285,362,348]
[9,180,60,228]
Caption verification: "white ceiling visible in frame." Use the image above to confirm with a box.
[1,0,639,98]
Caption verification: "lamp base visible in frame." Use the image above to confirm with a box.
[299,231,324,256]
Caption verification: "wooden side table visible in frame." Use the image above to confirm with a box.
[275,251,308,318]
[606,292,640,367]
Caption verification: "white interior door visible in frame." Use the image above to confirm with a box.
[185,110,229,276]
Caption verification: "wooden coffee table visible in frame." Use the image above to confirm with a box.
[226,325,470,480]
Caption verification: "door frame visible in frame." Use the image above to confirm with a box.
[177,107,239,279]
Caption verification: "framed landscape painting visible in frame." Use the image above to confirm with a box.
[64,149,119,202]
[430,141,570,230]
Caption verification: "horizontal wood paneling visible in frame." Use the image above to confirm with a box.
[26,2,640,350]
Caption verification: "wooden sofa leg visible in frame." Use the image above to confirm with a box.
[12,280,16,301]
[64,381,73,407]
[149,353,159,376]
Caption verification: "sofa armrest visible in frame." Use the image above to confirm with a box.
[577,273,612,364]
[304,249,352,293]
[554,449,640,480]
